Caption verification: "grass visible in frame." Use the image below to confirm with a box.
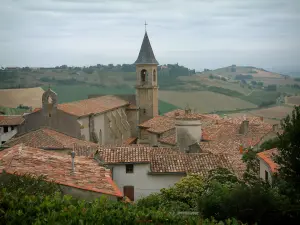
[0,106,29,115]
[159,90,257,113]
[240,90,280,105]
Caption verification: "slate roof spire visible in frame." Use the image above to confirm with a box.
[134,30,159,65]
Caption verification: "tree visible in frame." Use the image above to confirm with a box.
[275,106,300,202]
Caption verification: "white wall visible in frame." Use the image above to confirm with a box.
[111,163,183,201]
[0,127,17,146]
[259,158,273,184]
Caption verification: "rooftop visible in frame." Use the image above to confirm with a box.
[58,95,129,117]
[0,115,25,126]
[4,127,98,149]
[134,31,159,65]
[139,115,175,134]
[257,148,279,173]
[98,146,233,175]
[0,145,122,197]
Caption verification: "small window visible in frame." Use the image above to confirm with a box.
[11,126,14,130]
[126,164,134,173]
[143,109,146,114]
[4,126,8,133]
[265,170,269,182]
[153,69,156,82]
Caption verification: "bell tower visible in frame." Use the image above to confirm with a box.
[134,26,159,124]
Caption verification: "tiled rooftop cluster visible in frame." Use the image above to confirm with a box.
[0,144,122,197]
[0,115,25,126]
[97,146,232,175]
[139,109,219,135]
[4,128,98,149]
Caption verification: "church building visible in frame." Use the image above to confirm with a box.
[16,29,161,146]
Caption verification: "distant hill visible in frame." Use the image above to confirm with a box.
[201,65,282,79]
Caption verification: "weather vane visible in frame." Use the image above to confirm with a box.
[144,21,148,31]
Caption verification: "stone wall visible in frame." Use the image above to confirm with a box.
[18,109,81,138]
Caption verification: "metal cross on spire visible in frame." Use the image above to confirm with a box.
[144,21,148,32]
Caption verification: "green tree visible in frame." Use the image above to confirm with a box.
[275,106,300,202]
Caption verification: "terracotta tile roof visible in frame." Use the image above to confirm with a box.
[0,144,122,197]
[98,146,177,164]
[123,137,138,145]
[257,148,279,173]
[4,128,98,149]
[158,134,177,146]
[150,153,233,176]
[58,95,129,117]
[139,116,175,134]
[33,108,42,113]
[164,109,221,120]
[0,115,25,126]
[98,146,232,176]
[199,117,274,175]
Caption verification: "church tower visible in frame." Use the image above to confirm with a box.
[134,29,159,124]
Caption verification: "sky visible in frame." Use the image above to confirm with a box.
[1,0,300,72]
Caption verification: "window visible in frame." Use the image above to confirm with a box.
[143,109,146,114]
[265,170,269,182]
[3,126,8,133]
[153,69,156,82]
[141,69,147,82]
[126,164,134,173]
[123,186,134,201]
[11,126,14,130]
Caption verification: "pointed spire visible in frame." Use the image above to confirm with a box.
[134,27,159,65]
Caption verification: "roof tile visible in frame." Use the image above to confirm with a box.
[0,116,25,126]
[257,148,279,173]
[0,145,122,197]
[4,128,98,149]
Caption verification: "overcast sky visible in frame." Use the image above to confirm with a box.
[1,0,299,71]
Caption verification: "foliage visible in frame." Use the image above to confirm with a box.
[294,78,300,82]
[137,175,204,212]
[241,90,280,106]
[0,173,60,197]
[235,74,253,80]
[198,180,290,224]
[207,86,242,98]
[260,137,280,151]
[275,106,300,202]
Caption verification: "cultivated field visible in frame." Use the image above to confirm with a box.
[254,77,300,86]
[248,106,294,120]
[158,90,257,113]
[286,96,300,105]
[251,69,281,78]
[179,76,252,95]
[0,87,44,108]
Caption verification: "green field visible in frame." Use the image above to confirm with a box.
[42,85,179,114]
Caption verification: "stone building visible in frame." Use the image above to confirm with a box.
[0,115,24,146]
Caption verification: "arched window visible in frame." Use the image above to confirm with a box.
[141,69,147,82]
[153,69,156,82]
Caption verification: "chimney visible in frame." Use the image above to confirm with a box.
[272,124,279,132]
[71,150,75,173]
[239,120,249,135]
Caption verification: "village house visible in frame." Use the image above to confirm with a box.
[257,148,279,184]
[17,90,137,146]
[0,115,24,146]
[94,145,232,201]
[0,144,123,201]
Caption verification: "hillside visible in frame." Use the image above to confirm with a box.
[200,65,282,78]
